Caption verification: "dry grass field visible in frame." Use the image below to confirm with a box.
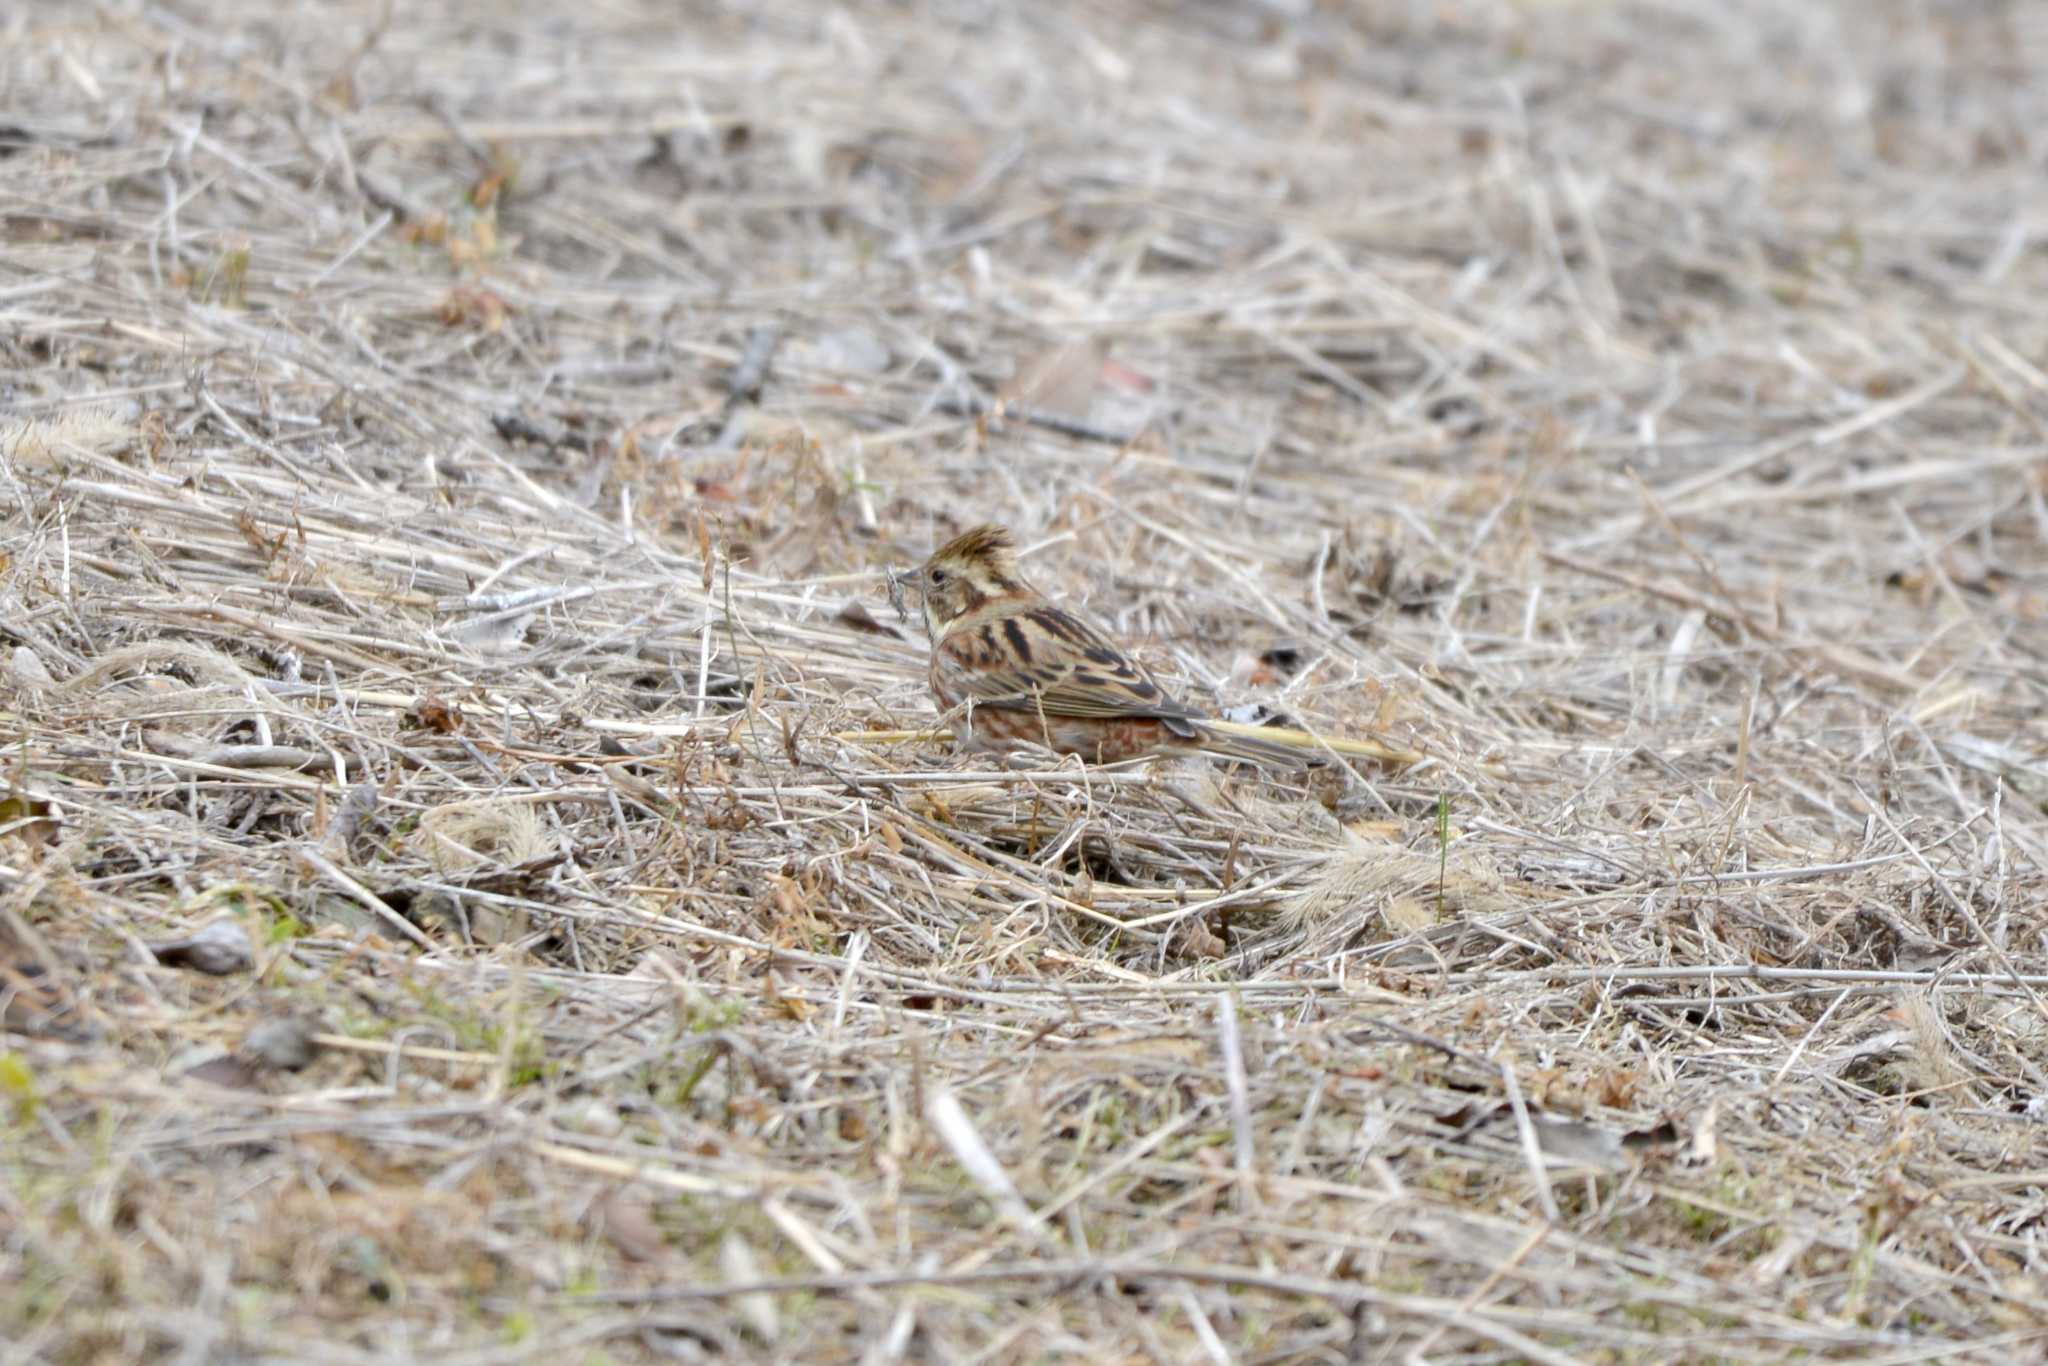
[6,0,2048,1360]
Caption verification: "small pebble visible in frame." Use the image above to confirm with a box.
[243,1016,319,1071]
[9,646,55,688]
[150,918,254,975]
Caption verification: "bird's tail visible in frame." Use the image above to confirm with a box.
[1190,723,1328,770]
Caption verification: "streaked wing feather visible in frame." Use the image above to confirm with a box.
[936,606,1202,727]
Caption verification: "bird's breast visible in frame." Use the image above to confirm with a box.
[927,650,961,709]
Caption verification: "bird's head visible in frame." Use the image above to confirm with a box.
[903,524,1028,636]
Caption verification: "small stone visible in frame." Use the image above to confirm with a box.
[9,646,54,688]
[150,918,254,975]
[243,1017,319,1071]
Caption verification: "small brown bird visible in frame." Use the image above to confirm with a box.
[902,524,1311,767]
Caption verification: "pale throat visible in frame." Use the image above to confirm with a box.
[919,566,1029,638]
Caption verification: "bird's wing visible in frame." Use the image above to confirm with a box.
[935,605,1203,732]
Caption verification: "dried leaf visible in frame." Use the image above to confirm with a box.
[406,698,466,734]
[1183,921,1227,959]
[1001,338,1106,419]
[1594,1068,1640,1109]
[836,599,904,638]
[436,285,511,332]
[594,1187,669,1264]
[184,1055,262,1090]
[469,169,508,209]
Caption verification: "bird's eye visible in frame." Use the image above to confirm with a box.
[928,568,948,585]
